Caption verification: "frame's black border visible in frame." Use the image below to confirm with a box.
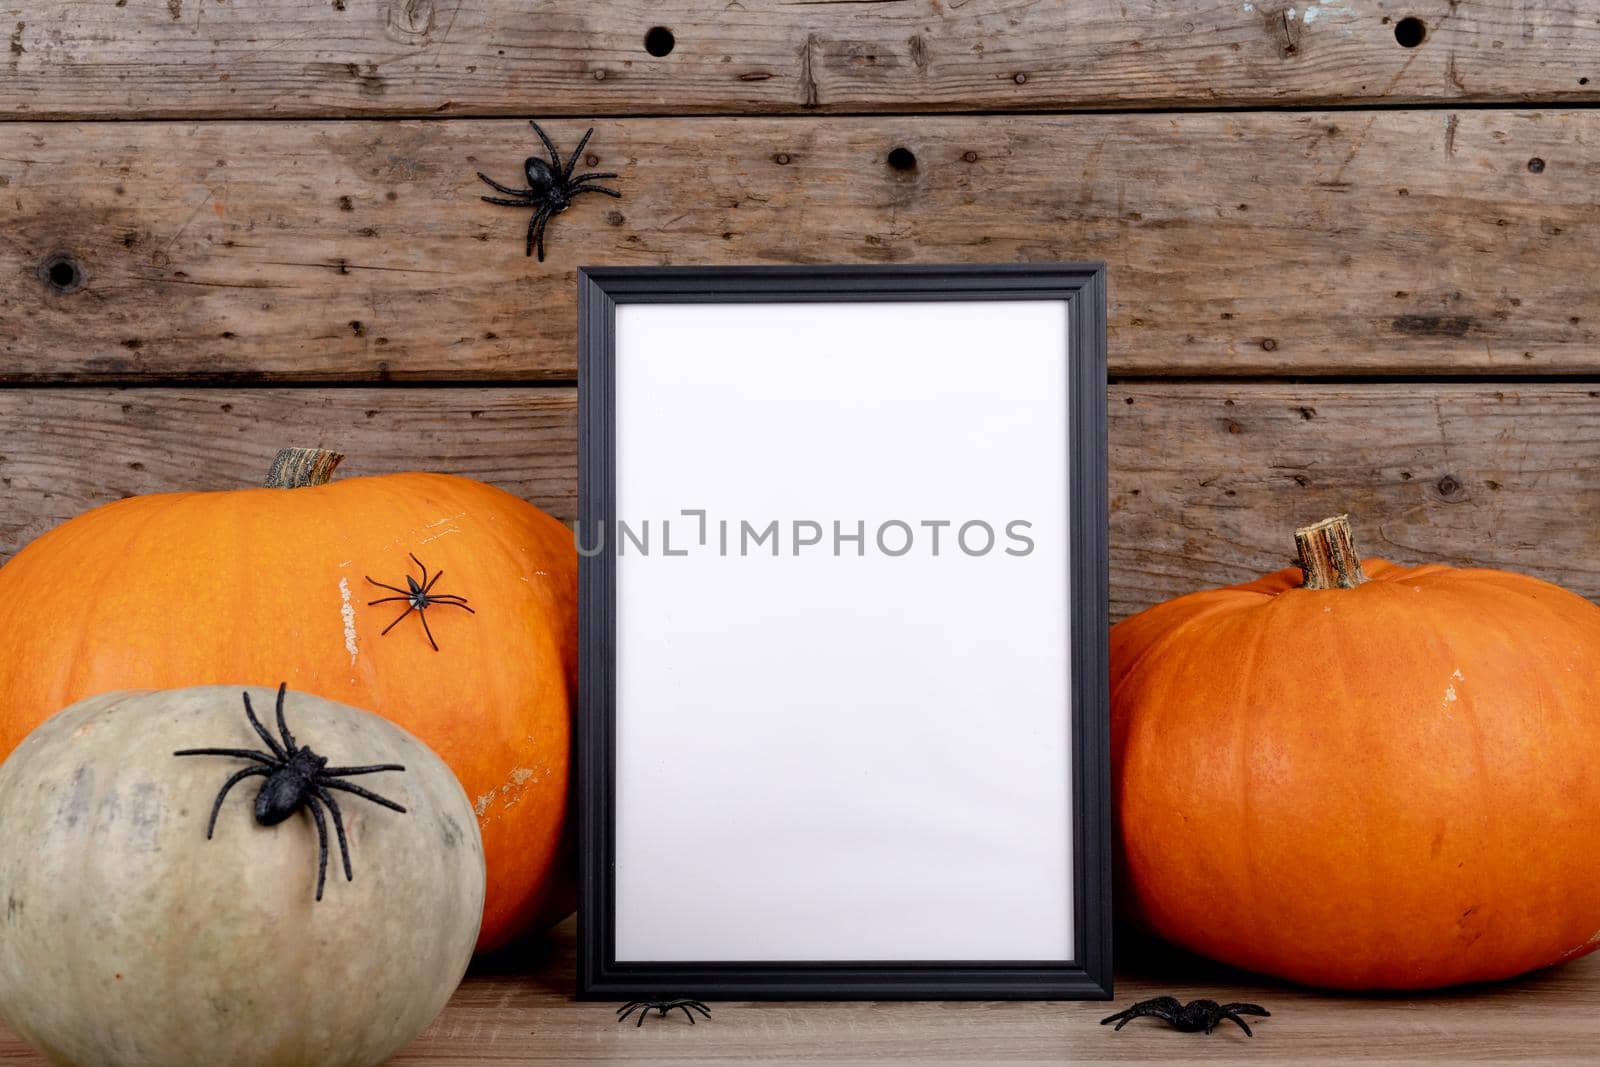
[577,264,1110,1000]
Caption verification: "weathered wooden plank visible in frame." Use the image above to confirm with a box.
[3,384,1598,622]
[6,916,1598,1063]
[2,1,1598,119]
[4,112,1597,382]
[0,388,578,557]
[1110,382,1600,619]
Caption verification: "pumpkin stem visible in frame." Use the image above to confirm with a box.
[1295,514,1369,589]
[263,448,344,489]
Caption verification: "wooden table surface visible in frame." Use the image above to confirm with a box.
[5,919,1594,1065]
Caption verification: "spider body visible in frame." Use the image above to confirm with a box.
[366,552,475,652]
[478,121,621,261]
[1101,996,1270,1036]
[617,999,712,1027]
[251,745,333,825]
[174,684,408,901]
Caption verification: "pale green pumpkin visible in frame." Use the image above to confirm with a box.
[0,685,484,1067]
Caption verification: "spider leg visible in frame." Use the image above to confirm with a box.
[305,792,331,901]
[569,171,619,184]
[322,778,408,814]
[534,209,553,261]
[430,600,476,614]
[366,595,415,606]
[676,1004,697,1024]
[321,762,406,776]
[476,171,529,197]
[419,608,441,652]
[273,682,297,754]
[366,577,412,596]
[423,569,446,593]
[526,206,552,260]
[241,692,287,759]
[530,120,563,172]
[408,553,430,587]
[314,786,354,882]
[1220,1003,1271,1018]
[380,604,417,636]
[481,195,535,208]
[570,184,622,199]
[562,127,595,180]
[173,747,278,765]
[202,765,273,838]
[616,1001,641,1016]
[685,1001,711,1019]
[1219,1011,1254,1037]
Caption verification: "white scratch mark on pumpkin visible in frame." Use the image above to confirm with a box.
[338,578,359,665]
[419,526,461,544]
[474,791,495,817]
[494,767,543,811]
[1559,927,1600,961]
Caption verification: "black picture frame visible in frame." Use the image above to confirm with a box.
[576,264,1110,1000]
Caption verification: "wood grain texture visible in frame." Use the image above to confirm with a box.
[4,383,1599,622]
[3,1,1599,119]
[3,918,1596,1063]
[0,388,577,562]
[4,111,1597,382]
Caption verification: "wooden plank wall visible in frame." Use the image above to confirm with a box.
[2,1,1597,620]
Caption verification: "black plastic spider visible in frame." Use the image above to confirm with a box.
[1101,997,1270,1036]
[174,683,408,901]
[617,999,712,1027]
[477,120,621,261]
[366,552,475,652]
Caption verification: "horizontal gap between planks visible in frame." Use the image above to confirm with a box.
[0,374,1598,391]
[5,98,1600,125]
[0,378,581,390]
[1109,372,1600,387]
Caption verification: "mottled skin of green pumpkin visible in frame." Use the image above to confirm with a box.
[0,686,484,1067]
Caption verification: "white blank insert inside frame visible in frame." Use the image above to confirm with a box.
[612,300,1073,963]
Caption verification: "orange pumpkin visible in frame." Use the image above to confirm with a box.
[0,448,575,952]
[1112,515,1600,990]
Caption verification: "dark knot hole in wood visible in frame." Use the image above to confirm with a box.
[39,253,86,294]
[644,26,674,57]
[1394,17,1426,48]
[887,147,917,172]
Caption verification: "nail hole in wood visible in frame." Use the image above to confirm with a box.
[40,254,85,294]
[644,26,675,57]
[1394,17,1425,48]
[1528,157,1546,173]
[887,147,917,171]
